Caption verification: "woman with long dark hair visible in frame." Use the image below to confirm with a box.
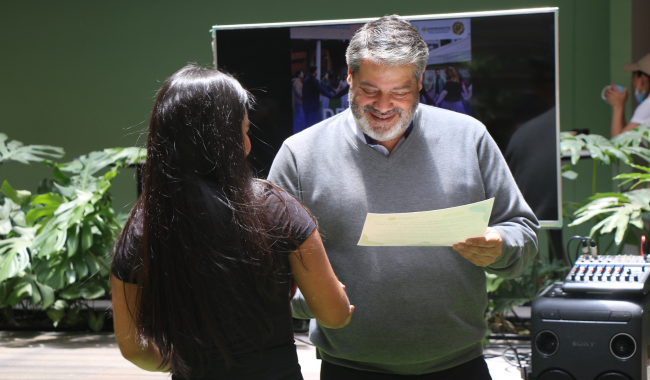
[111,65,353,379]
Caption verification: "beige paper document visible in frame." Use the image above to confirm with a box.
[357,198,495,246]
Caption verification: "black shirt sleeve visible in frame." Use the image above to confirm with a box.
[263,188,317,253]
[111,188,317,284]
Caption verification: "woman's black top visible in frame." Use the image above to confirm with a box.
[443,81,463,102]
[111,188,316,379]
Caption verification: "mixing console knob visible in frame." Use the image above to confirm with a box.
[634,274,639,282]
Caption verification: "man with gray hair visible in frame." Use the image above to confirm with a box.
[269,15,538,379]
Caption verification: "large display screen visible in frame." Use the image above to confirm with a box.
[213,8,561,227]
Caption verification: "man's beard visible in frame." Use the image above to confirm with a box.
[349,91,418,142]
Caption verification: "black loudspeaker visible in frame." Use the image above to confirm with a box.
[531,283,650,380]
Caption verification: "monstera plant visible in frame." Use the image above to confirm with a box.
[562,125,650,254]
[0,134,144,331]
[485,126,650,332]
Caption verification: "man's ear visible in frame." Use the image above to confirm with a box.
[347,68,353,86]
[418,70,425,91]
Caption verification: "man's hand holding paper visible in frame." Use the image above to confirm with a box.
[453,227,503,267]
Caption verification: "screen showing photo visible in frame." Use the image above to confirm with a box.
[215,11,559,225]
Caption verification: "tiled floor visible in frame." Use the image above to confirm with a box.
[0,331,526,379]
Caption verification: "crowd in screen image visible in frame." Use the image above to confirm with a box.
[420,67,472,115]
[292,66,348,134]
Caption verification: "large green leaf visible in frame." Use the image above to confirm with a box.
[570,189,650,244]
[1,181,31,207]
[0,197,27,235]
[0,278,21,307]
[5,279,32,306]
[60,279,105,300]
[88,310,106,332]
[26,192,64,226]
[81,222,93,253]
[66,224,80,258]
[42,261,66,290]
[35,281,55,309]
[560,129,650,168]
[611,124,650,147]
[71,255,88,278]
[46,299,69,326]
[0,237,31,282]
[0,134,64,165]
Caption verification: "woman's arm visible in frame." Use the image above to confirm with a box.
[435,90,448,106]
[111,274,169,372]
[288,230,354,329]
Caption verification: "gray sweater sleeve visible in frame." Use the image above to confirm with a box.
[268,143,314,319]
[268,143,302,202]
[477,130,540,279]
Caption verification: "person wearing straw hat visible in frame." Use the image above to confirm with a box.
[606,53,650,137]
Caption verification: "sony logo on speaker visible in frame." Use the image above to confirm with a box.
[572,341,596,347]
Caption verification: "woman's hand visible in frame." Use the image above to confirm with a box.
[289,230,353,329]
[605,84,627,110]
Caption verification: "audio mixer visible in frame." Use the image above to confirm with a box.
[561,254,650,294]
[562,255,650,294]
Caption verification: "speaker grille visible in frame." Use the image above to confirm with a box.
[535,330,560,357]
[609,333,637,360]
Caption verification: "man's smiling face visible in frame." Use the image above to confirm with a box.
[348,60,422,142]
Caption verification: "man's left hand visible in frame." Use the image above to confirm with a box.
[453,227,503,267]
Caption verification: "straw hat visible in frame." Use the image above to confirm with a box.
[623,53,650,76]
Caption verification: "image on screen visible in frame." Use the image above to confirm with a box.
[214,10,560,226]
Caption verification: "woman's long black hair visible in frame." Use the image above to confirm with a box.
[114,65,294,378]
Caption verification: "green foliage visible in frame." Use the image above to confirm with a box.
[0,134,144,331]
[487,126,650,317]
[614,164,650,190]
[570,190,650,245]
[487,258,568,318]
[561,125,650,250]
[0,133,64,165]
[560,129,650,168]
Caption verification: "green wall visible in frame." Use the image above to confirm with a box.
[0,0,633,254]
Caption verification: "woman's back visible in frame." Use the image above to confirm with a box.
[110,65,352,380]
[113,184,315,378]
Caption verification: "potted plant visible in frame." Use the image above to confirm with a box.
[0,133,144,331]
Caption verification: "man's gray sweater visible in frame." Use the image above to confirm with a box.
[268,105,539,375]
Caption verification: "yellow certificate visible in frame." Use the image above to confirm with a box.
[357,198,495,246]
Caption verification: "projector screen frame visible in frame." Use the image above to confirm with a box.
[210,7,562,229]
